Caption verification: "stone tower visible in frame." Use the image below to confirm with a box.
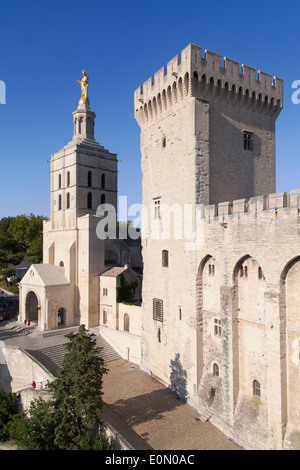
[41,80,118,328]
[134,44,283,400]
[49,101,117,230]
[135,43,283,207]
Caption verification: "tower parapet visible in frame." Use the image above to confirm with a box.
[203,189,300,222]
[134,43,283,125]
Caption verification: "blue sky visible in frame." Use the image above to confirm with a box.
[1,0,300,219]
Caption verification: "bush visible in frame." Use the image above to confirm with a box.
[8,397,59,450]
[0,388,21,442]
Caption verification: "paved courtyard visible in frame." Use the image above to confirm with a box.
[102,359,241,450]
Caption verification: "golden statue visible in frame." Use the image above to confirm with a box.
[77,70,89,106]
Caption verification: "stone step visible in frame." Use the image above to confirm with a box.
[26,334,121,377]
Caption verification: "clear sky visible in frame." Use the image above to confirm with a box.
[1,0,300,220]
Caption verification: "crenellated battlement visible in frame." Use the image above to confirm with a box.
[203,189,300,222]
[134,43,283,125]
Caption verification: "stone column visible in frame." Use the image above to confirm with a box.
[265,286,287,449]
[220,284,237,426]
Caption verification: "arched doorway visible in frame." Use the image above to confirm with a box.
[58,307,66,327]
[25,291,39,323]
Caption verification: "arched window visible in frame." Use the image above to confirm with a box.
[213,363,220,377]
[58,174,62,189]
[178,77,183,98]
[101,173,105,189]
[58,194,62,211]
[67,171,70,187]
[59,261,64,267]
[258,267,264,280]
[78,117,83,134]
[124,313,130,332]
[253,379,261,398]
[184,72,189,95]
[162,250,169,267]
[87,192,92,209]
[167,85,172,105]
[101,193,105,205]
[162,89,167,109]
[66,192,70,209]
[87,171,92,187]
[58,307,65,326]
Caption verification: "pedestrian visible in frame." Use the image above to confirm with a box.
[27,319,31,327]
[24,319,27,325]
[31,380,36,389]
[40,382,43,389]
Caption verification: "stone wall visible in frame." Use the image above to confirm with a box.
[0,345,55,394]
[133,43,300,449]
[100,303,142,365]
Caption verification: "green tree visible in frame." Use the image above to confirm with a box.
[0,388,20,442]
[0,217,23,266]
[25,235,43,264]
[50,325,111,450]
[8,398,59,450]
[116,273,138,304]
[0,214,47,267]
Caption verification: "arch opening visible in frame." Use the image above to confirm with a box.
[25,291,39,324]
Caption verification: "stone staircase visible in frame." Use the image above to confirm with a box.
[26,335,121,377]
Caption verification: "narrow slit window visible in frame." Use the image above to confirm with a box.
[154,200,161,219]
[253,380,261,398]
[213,363,219,377]
[87,192,92,209]
[214,318,221,336]
[101,173,105,189]
[162,250,169,267]
[87,171,92,187]
[243,131,253,150]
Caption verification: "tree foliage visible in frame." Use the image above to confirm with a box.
[50,325,110,449]
[0,388,20,441]
[7,399,59,450]
[0,213,47,267]
[116,273,138,304]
